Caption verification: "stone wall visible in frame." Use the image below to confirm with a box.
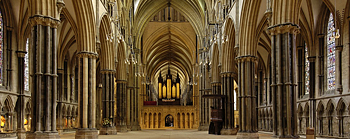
[141,106,199,129]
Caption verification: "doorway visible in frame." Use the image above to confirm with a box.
[165,114,174,127]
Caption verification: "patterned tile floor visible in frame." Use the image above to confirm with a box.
[60,129,309,139]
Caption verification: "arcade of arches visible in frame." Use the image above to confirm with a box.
[0,0,350,139]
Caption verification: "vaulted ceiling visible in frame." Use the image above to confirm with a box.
[140,6,198,89]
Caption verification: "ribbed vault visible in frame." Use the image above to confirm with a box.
[141,6,198,96]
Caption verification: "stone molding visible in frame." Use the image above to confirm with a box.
[100,69,116,74]
[211,82,221,86]
[307,56,316,62]
[116,80,127,83]
[57,0,65,15]
[29,15,60,28]
[267,23,300,35]
[236,55,257,63]
[16,51,27,58]
[76,51,99,58]
[336,45,343,51]
[221,72,237,77]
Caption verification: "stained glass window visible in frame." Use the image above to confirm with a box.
[305,43,310,94]
[0,11,3,86]
[327,13,336,90]
[24,38,29,91]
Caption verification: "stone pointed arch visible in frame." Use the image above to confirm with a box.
[72,0,96,53]
[297,103,303,117]
[0,101,3,112]
[134,0,204,53]
[271,0,302,25]
[336,98,346,116]
[116,41,127,81]
[238,0,262,56]
[99,15,116,71]
[4,95,14,112]
[62,104,67,117]
[304,102,310,117]
[317,101,325,114]
[298,9,314,57]
[326,99,335,115]
[25,100,31,114]
[57,8,78,69]
[222,17,237,75]
[16,0,31,51]
[68,105,73,116]
[211,43,220,83]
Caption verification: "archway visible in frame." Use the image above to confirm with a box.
[165,114,174,127]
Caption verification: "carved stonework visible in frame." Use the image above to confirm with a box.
[267,23,300,35]
[264,9,272,27]
[140,106,199,129]
[29,15,61,28]
[234,44,239,58]
[56,0,65,15]
[100,69,116,74]
[16,51,27,58]
[76,51,99,59]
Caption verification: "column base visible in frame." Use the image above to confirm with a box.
[99,126,117,135]
[75,128,98,139]
[17,129,26,139]
[127,124,131,131]
[117,125,128,132]
[276,136,300,139]
[131,125,141,131]
[237,132,259,139]
[57,129,63,135]
[221,128,239,135]
[198,124,209,131]
[26,131,60,139]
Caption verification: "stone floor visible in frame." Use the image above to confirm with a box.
[59,129,306,139]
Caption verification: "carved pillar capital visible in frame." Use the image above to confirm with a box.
[29,15,60,28]
[101,69,116,74]
[236,55,257,63]
[336,45,343,51]
[56,0,66,15]
[308,56,316,62]
[76,51,99,59]
[16,51,27,58]
[267,23,300,35]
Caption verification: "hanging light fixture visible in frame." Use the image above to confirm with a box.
[333,0,340,39]
[106,33,114,42]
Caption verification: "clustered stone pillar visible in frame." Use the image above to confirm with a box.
[308,56,316,130]
[27,16,60,139]
[57,69,64,134]
[75,52,98,139]
[211,82,221,108]
[129,86,141,130]
[221,72,237,135]
[237,56,258,139]
[16,51,26,139]
[100,70,117,135]
[116,80,127,132]
[199,56,211,131]
[268,24,299,139]
[335,45,343,93]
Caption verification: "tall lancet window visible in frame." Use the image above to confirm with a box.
[327,13,336,90]
[305,43,310,95]
[0,11,3,85]
[24,38,29,91]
